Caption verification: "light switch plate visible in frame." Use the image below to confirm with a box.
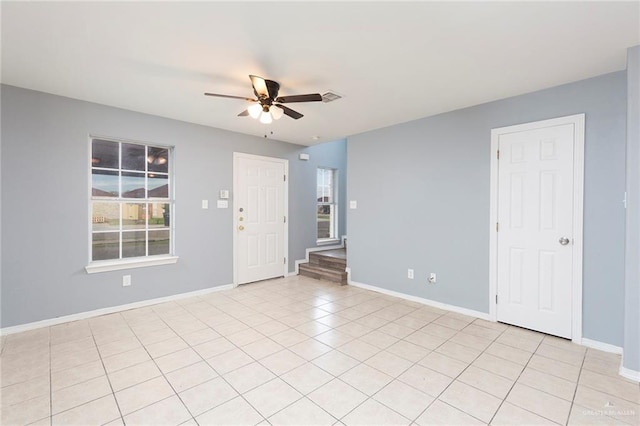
[349,200,357,209]
[217,200,229,208]
[202,200,209,209]
[219,190,229,199]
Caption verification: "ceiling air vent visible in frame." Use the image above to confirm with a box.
[322,91,342,103]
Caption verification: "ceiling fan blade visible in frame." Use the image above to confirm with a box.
[265,79,280,100]
[275,93,322,103]
[249,75,269,98]
[275,104,303,120]
[204,93,255,101]
[238,110,249,117]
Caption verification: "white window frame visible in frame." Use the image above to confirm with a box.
[317,167,339,243]
[85,136,178,274]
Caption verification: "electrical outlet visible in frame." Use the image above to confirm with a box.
[428,273,437,284]
[122,275,131,287]
[407,269,414,279]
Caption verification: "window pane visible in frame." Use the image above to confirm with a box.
[92,169,119,197]
[149,174,169,198]
[90,138,173,263]
[92,139,119,169]
[122,203,146,229]
[148,147,169,173]
[149,203,169,228]
[317,204,333,239]
[92,202,120,231]
[122,143,146,171]
[122,231,146,258]
[122,172,146,198]
[317,169,324,201]
[317,168,334,203]
[92,232,120,261]
[149,230,170,255]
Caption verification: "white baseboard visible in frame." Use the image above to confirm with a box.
[619,365,640,382]
[348,279,491,321]
[293,235,347,274]
[0,283,235,336]
[581,338,623,354]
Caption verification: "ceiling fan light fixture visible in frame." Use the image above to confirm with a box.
[248,103,262,119]
[270,105,284,120]
[260,111,273,124]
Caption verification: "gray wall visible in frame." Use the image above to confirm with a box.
[348,71,627,347]
[0,85,347,328]
[624,46,640,372]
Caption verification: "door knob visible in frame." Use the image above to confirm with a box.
[559,237,570,246]
[238,225,244,231]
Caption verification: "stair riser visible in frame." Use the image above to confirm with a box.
[300,271,347,285]
[309,255,346,272]
[299,265,346,280]
[299,266,347,285]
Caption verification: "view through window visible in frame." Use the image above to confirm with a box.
[90,138,173,261]
[317,167,337,241]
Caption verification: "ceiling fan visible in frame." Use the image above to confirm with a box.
[204,75,322,124]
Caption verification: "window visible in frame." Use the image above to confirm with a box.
[89,138,174,266]
[317,167,337,241]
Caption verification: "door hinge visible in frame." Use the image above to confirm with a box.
[284,216,286,223]
[497,150,500,160]
[496,294,498,304]
[496,222,499,232]
[284,257,286,264]
[284,174,286,182]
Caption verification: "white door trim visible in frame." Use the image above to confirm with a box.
[489,113,585,342]
[233,152,289,287]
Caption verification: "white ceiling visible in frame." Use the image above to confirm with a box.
[2,2,639,146]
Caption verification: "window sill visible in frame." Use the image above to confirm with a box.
[85,256,179,274]
[317,239,340,246]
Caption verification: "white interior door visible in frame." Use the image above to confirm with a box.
[234,153,287,285]
[495,119,581,338]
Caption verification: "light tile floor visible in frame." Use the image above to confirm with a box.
[1,275,638,425]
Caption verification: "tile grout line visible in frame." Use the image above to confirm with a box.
[328,299,505,423]
[204,281,418,423]
[4,278,636,426]
[213,290,348,424]
[308,307,492,424]
[565,349,587,426]
[120,303,209,424]
[87,316,126,425]
[489,337,544,424]
[146,297,303,425]
[407,318,510,425]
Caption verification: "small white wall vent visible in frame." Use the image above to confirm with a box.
[322,91,343,103]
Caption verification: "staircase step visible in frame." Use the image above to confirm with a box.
[309,249,346,271]
[299,263,347,285]
[309,256,347,272]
